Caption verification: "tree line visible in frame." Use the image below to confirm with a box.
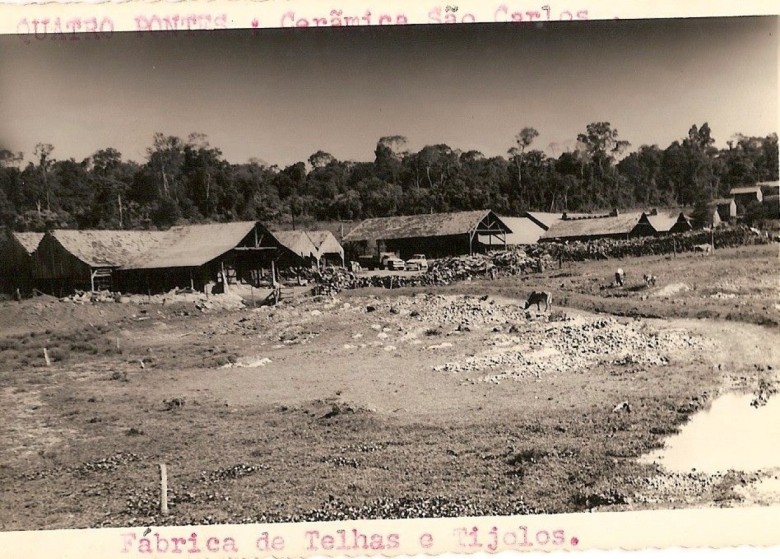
[0,123,777,232]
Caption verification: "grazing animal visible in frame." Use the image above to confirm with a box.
[643,273,657,287]
[524,291,552,312]
[693,244,712,255]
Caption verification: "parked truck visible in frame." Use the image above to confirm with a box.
[357,252,406,271]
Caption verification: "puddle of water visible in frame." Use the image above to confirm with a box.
[641,392,780,474]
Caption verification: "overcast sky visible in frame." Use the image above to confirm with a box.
[0,16,777,166]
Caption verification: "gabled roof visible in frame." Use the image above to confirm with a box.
[51,229,170,268]
[711,198,736,207]
[342,210,510,242]
[305,230,343,256]
[540,211,644,240]
[644,210,682,232]
[12,232,45,254]
[479,216,545,246]
[730,186,762,195]
[129,222,259,269]
[272,230,318,259]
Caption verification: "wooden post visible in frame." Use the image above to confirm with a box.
[90,270,96,293]
[271,261,276,287]
[250,284,255,308]
[220,261,229,294]
[160,463,169,516]
[711,228,715,252]
[43,347,51,367]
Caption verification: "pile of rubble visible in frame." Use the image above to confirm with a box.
[59,288,247,312]
[60,290,125,304]
[427,249,553,283]
[432,313,711,384]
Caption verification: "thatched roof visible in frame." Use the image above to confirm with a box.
[272,230,318,259]
[129,222,259,270]
[343,210,510,242]
[12,232,45,254]
[540,211,644,241]
[51,229,170,268]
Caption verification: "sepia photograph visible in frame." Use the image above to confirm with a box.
[0,13,778,541]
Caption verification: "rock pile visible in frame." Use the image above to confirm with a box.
[433,314,711,384]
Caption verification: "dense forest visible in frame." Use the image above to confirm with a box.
[0,122,777,232]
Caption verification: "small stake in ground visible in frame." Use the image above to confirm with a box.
[160,463,169,516]
[43,347,51,367]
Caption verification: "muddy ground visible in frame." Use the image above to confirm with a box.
[0,244,778,530]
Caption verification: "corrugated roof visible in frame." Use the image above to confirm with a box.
[541,212,644,240]
[129,222,258,269]
[12,232,45,254]
[479,216,545,246]
[51,229,171,268]
[342,210,507,242]
[730,186,762,195]
[272,230,318,259]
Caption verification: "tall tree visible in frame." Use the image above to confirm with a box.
[507,127,539,208]
[33,143,55,212]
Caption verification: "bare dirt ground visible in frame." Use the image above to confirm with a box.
[0,244,777,531]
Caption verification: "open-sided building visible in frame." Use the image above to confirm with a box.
[342,210,512,259]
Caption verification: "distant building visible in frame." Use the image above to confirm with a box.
[710,198,737,223]
[120,222,279,293]
[342,210,512,259]
[31,222,283,295]
[631,209,684,237]
[0,230,44,293]
[270,230,319,270]
[305,230,345,267]
[477,216,546,247]
[539,210,645,243]
[730,186,763,213]
[668,213,694,234]
[34,229,170,294]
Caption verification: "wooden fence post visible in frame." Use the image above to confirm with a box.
[160,463,169,516]
[43,347,51,367]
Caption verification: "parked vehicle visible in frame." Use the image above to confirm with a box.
[380,252,406,271]
[405,254,428,271]
[357,252,406,271]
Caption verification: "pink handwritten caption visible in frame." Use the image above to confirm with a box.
[121,525,579,554]
[15,5,594,42]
